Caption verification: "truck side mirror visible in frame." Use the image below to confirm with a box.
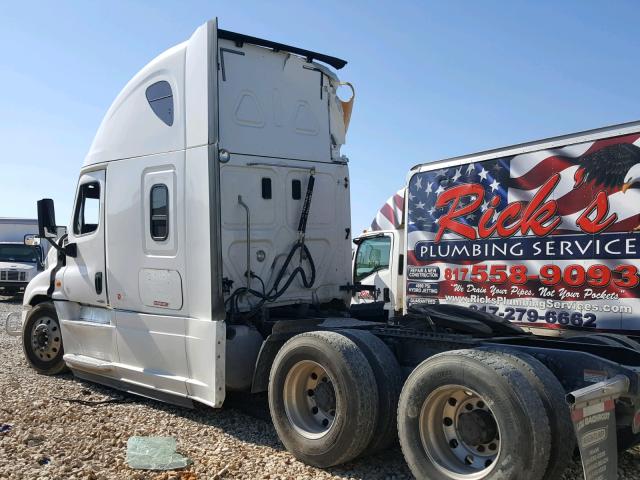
[37,199,57,239]
[24,235,45,270]
[23,234,40,246]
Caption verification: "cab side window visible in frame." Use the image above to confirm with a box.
[73,182,100,235]
[150,184,169,241]
[354,236,391,282]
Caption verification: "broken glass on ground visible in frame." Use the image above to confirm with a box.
[4,312,22,336]
[125,436,191,470]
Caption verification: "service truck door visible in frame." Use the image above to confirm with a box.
[63,170,107,306]
[351,234,393,320]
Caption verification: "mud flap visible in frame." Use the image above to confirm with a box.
[567,375,630,480]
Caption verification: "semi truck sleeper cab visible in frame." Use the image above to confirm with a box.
[20,19,640,480]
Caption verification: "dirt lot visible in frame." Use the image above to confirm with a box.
[2,297,640,479]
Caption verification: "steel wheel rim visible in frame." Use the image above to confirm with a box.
[419,384,501,479]
[30,315,61,362]
[283,360,337,439]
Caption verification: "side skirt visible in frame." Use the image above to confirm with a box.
[71,369,195,409]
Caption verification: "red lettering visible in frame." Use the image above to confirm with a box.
[434,184,484,241]
[519,174,561,236]
[433,174,562,241]
[576,191,617,233]
[478,196,501,237]
[495,201,524,237]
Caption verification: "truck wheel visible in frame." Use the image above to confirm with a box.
[342,329,403,454]
[398,349,551,480]
[488,350,575,480]
[22,302,68,375]
[268,330,378,467]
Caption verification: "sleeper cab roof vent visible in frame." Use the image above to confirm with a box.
[145,80,173,126]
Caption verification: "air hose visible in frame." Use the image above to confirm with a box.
[227,171,317,319]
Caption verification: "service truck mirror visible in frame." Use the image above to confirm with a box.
[37,199,57,239]
[23,234,40,246]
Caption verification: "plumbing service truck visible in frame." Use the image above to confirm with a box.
[354,123,640,340]
[19,19,640,480]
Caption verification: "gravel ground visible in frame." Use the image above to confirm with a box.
[1,298,640,479]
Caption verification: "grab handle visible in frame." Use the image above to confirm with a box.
[238,195,251,289]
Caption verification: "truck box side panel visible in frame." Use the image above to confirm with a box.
[405,128,640,334]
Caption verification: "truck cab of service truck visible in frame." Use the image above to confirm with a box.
[22,19,354,408]
[350,229,404,321]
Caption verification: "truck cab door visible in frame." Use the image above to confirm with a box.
[350,233,394,321]
[63,170,107,306]
[56,169,117,373]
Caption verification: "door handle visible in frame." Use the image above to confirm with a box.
[95,272,103,295]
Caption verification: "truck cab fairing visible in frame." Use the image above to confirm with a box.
[34,19,353,408]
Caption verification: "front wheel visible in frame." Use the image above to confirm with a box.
[22,302,68,375]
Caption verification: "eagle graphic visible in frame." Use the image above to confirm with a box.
[573,142,640,192]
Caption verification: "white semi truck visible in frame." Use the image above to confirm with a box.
[20,19,640,480]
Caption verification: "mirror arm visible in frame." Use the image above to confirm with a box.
[44,236,64,254]
[42,236,76,258]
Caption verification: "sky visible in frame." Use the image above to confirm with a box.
[1,1,640,234]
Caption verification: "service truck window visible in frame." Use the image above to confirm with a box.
[150,184,169,241]
[0,244,38,263]
[354,236,391,282]
[73,182,100,235]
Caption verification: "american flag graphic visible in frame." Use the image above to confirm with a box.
[398,132,640,334]
[405,132,640,243]
[406,158,510,237]
[371,188,405,231]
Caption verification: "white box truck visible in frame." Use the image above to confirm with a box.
[0,218,44,295]
[19,19,640,480]
[354,123,640,340]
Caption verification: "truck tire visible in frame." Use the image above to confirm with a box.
[486,350,575,480]
[398,349,551,480]
[268,330,379,467]
[341,328,403,454]
[22,302,68,375]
